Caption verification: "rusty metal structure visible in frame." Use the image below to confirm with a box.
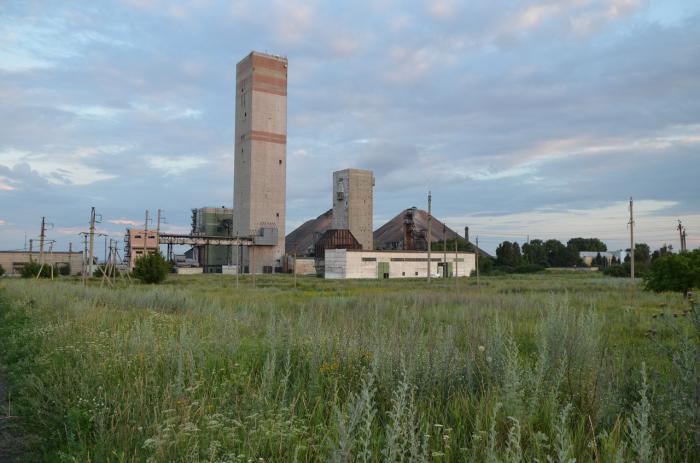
[313,229,362,276]
[402,207,427,251]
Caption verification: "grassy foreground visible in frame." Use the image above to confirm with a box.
[0,274,697,462]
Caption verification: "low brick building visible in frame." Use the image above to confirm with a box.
[324,249,476,279]
[0,251,83,276]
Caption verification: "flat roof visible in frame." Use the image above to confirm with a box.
[341,249,474,254]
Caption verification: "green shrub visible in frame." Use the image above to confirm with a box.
[513,263,545,273]
[603,264,629,278]
[20,261,54,278]
[0,263,5,277]
[132,251,170,284]
[644,249,700,294]
[58,263,71,276]
[92,264,118,278]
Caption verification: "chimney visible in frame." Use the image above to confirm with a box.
[464,226,469,243]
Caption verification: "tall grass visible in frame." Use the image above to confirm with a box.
[0,274,696,461]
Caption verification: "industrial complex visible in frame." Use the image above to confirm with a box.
[6,51,480,280]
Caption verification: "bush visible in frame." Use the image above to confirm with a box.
[644,249,700,294]
[132,252,170,284]
[603,265,629,278]
[93,264,117,278]
[603,263,648,279]
[58,263,71,276]
[21,261,54,278]
[0,264,4,277]
[513,263,545,274]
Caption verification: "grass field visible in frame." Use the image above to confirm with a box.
[0,273,697,462]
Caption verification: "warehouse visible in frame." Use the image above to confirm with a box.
[0,251,83,276]
[324,249,476,279]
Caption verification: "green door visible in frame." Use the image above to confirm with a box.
[377,262,390,279]
[447,262,453,277]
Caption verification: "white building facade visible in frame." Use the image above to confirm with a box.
[324,249,476,279]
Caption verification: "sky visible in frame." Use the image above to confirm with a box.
[1,0,699,257]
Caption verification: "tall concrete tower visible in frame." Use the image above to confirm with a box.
[233,51,287,273]
[332,168,374,250]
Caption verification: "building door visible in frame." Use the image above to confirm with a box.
[377,262,390,279]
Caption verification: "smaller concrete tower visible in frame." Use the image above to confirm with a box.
[332,168,374,250]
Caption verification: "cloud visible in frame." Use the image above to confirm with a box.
[0,219,6,225]
[0,1,699,253]
[0,149,117,185]
[428,0,458,19]
[148,155,209,175]
[108,218,140,226]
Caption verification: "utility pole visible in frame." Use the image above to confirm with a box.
[88,207,97,278]
[678,220,687,253]
[29,239,33,254]
[81,233,88,281]
[39,216,46,266]
[68,242,72,254]
[293,251,297,288]
[454,236,458,290]
[427,191,432,282]
[476,236,480,288]
[443,222,447,279]
[629,198,635,280]
[104,236,108,265]
[143,209,150,256]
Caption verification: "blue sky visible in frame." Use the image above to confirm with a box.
[1,0,699,256]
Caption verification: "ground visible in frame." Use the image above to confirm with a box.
[0,272,697,462]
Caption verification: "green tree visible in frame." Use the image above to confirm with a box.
[545,239,579,267]
[522,239,548,267]
[0,264,4,277]
[496,241,522,267]
[652,244,673,261]
[593,252,605,267]
[431,237,473,252]
[567,237,607,253]
[625,243,652,274]
[478,255,494,274]
[58,263,71,276]
[644,249,700,294]
[21,261,54,278]
[133,251,170,284]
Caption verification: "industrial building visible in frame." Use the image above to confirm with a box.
[324,249,475,279]
[124,229,159,270]
[0,250,83,276]
[332,169,374,250]
[233,51,288,273]
[188,207,234,273]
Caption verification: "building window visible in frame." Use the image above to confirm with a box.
[362,257,377,262]
[402,272,405,276]
[415,271,418,276]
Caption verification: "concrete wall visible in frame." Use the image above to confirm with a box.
[233,51,287,273]
[324,249,476,279]
[0,251,84,275]
[175,267,203,275]
[332,169,374,250]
